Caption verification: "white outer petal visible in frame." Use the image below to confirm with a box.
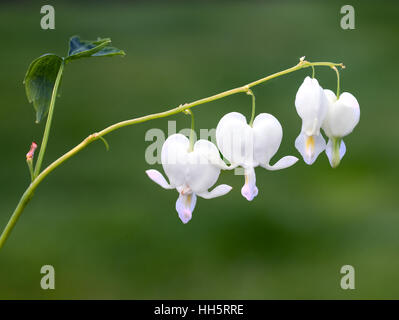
[185,140,222,194]
[193,139,232,170]
[262,156,298,171]
[251,113,298,171]
[216,112,254,167]
[197,184,232,199]
[252,113,282,167]
[322,89,337,137]
[145,169,174,189]
[322,90,360,138]
[161,134,189,187]
[295,131,326,165]
[295,77,328,136]
[324,89,337,103]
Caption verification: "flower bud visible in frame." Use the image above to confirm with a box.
[26,142,38,161]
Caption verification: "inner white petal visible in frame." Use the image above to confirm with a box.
[175,191,197,224]
[295,131,326,165]
[326,139,346,167]
[241,167,258,201]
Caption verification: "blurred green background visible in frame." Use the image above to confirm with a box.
[0,0,398,299]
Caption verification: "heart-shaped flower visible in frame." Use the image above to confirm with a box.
[146,133,232,224]
[216,112,298,201]
[322,89,360,167]
[294,76,329,165]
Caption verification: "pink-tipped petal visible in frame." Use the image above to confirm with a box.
[175,192,197,224]
[241,168,258,201]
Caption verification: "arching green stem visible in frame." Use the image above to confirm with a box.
[0,59,344,249]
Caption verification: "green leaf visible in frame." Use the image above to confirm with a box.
[23,54,63,123]
[65,36,125,62]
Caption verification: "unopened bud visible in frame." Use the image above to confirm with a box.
[26,142,38,161]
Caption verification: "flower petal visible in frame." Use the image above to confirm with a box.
[181,140,221,194]
[176,192,197,224]
[295,131,326,165]
[161,134,189,187]
[193,139,234,170]
[252,113,282,167]
[326,139,346,167]
[321,89,338,138]
[145,169,173,189]
[295,77,328,136]
[324,89,337,103]
[241,167,258,201]
[322,90,360,138]
[262,156,298,171]
[216,112,254,167]
[197,184,232,199]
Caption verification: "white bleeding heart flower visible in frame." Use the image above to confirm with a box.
[216,112,298,201]
[146,133,232,224]
[294,76,329,165]
[322,89,360,168]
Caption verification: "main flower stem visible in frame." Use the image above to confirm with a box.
[0,59,343,249]
[34,60,65,178]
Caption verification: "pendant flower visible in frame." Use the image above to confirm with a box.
[294,76,329,165]
[322,89,360,167]
[146,133,232,224]
[216,112,298,201]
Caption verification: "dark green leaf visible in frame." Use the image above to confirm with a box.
[23,54,63,123]
[65,36,125,62]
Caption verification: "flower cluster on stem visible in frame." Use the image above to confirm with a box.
[146,60,359,223]
[0,55,354,248]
